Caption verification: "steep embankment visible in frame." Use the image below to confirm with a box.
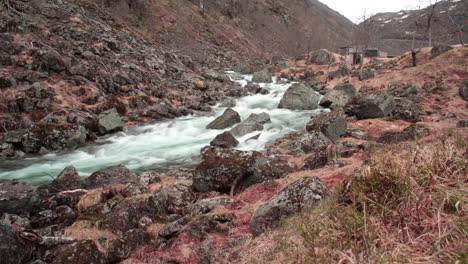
[365,0,468,55]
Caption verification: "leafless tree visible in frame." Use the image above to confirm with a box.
[352,11,379,66]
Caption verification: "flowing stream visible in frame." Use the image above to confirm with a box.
[0,72,325,186]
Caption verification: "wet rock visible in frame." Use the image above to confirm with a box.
[233,64,254,74]
[51,240,106,264]
[0,142,15,158]
[346,92,395,119]
[320,83,356,109]
[377,124,430,144]
[85,165,137,189]
[459,79,468,101]
[278,83,321,110]
[192,146,261,193]
[431,44,453,58]
[107,229,149,263]
[230,112,271,137]
[306,108,347,142]
[245,83,261,94]
[250,176,329,235]
[97,108,123,134]
[210,131,239,148]
[37,166,84,199]
[0,223,34,264]
[0,179,38,215]
[302,152,328,170]
[19,123,87,153]
[251,71,273,83]
[307,49,335,65]
[206,108,241,130]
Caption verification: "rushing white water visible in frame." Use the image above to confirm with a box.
[0,73,325,186]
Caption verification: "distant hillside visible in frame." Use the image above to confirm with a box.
[364,0,468,55]
[88,0,355,60]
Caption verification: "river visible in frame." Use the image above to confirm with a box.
[0,72,325,186]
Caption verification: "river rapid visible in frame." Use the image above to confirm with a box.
[0,72,325,186]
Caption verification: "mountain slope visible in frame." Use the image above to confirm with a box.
[365,0,468,55]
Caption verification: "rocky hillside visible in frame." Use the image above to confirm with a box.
[92,0,355,60]
[364,0,468,55]
[1,44,466,263]
[0,0,356,158]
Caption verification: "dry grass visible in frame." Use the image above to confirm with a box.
[237,129,467,264]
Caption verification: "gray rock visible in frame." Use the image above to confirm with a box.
[210,131,239,148]
[456,120,468,128]
[302,152,328,170]
[206,108,241,130]
[347,92,396,119]
[294,131,333,154]
[250,176,329,235]
[392,97,422,123]
[51,240,106,264]
[230,112,271,137]
[431,44,453,58]
[459,79,468,101]
[37,166,84,199]
[97,108,123,134]
[278,83,321,110]
[320,83,356,109]
[85,165,137,189]
[306,108,347,142]
[307,49,335,65]
[0,224,34,264]
[0,179,38,215]
[377,124,430,144]
[192,147,261,193]
[357,68,375,81]
[252,71,273,83]
[107,229,149,263]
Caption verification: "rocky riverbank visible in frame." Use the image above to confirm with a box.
[1,45,467,263]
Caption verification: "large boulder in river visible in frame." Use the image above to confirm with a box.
[307,49,335,65]
[320,83,356,109]
[306,108,347,142]
[278,83,321,110]
[210,131,239,148]
[0,223,34,264]
[346,92,396,119]
[250,176,329,235]
[230,112,271,137]
[459,79,468,101]
[206,108,241,130]
[97,108,123,134]
[0,179,39,215]
[251,71,273,83]
[85,165,137,189]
